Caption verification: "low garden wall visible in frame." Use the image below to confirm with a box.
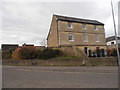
[86,57,118,66]
[2,57,118,66]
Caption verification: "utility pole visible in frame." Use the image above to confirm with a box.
[111,0,120,66]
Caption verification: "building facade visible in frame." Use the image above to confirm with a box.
[106,36,120,49]
[47,14,107,54]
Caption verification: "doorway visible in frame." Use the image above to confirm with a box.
[84,47,88,54]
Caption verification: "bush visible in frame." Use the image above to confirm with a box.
[36,48,62,59]
[2,49,14,59]
[12,47,62,60]
[112,49,117,56]
[19,47,37,59]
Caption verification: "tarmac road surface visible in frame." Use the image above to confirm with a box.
[2,66,118,88]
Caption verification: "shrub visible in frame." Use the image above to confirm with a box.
[13,47,62,60]
[2,49,14,59]
[36,49,44,59]
[112,49,117,56]
[37,48,62,59]
[19,47,37,59]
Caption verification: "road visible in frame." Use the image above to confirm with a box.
[2,66,118,88]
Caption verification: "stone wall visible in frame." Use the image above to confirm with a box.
[2,57,118,66]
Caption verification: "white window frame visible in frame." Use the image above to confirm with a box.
[68,22,73,28]
[82,24,86,29]
[95,35,99,42]
[68,33,74,41]
[83,34,88,42]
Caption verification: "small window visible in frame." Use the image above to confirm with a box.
[95,35,99,42]
[111,42,114,44]
[82,24,86,29]
[68,22,72,28]
[83,34,88,42]
[69,34,74,41]
[94,25,98,30]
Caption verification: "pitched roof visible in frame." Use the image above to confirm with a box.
[106,36,120,42]
[22,44,34,46]
[54,14,104,25]
[2,44,19,47]
[1,44,19,50]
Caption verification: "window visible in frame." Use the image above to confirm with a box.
[94,25,98,30]
[69,34,74,41]
[111,42,114,44]
[82,24,86,29]
[83,34,88,42]
[68,22,72,28]
[95,35,99,42]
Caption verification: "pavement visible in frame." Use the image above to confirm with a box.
[2,66,119,88]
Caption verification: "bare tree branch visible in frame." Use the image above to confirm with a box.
[40,38,47,47]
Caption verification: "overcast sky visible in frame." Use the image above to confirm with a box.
[0,0,119,47]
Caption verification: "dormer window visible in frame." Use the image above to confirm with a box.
[68,22,72,28]
[82,24,86,29]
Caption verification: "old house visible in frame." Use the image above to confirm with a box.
[106,36,120,49]
[47,14,107,55]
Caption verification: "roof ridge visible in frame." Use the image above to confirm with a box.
[53,14,104,25]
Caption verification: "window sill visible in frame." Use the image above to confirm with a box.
[68,27,73,29]
[69,40,74,42]
[94,29,98,31]
[84,41,88,42]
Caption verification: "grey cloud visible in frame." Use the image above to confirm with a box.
[1,1,119,47]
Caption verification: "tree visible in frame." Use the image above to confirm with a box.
[40,38,47,47]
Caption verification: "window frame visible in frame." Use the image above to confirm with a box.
[68,22,73,28]
[82,24,86,29]
[83,34,88,42]
[95,35,99,42]
[68,33,74,41]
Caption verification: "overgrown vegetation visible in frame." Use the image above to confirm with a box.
[36,48,62,59]
[107,48,119,57]
[2,49,14,59]
[19,47,36,59]
[2,46,120,60]
[18,47,62,60]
